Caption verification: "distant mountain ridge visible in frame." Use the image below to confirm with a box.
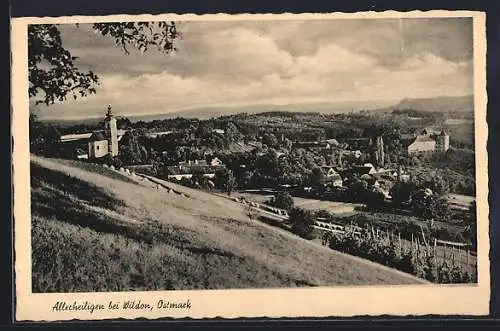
[39,95,474,124]
[389,95,474,113]
[128,95,474,120]
[128,99,399,121]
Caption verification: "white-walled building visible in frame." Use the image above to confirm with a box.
[58,106,125,160]
[407,129,450,155]
[88,132,109,158]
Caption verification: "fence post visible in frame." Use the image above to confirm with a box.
[466,249,470,273]
[417,238,420,257]
[416,237,419,261]
[420,224,428,246]
[451,246,455,267]
[398,232,402,255]
[434,238,438,266]
[459,248,463,269]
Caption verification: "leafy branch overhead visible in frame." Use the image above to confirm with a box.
[28,22,181,106]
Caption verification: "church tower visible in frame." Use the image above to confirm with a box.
[104,105,119,156]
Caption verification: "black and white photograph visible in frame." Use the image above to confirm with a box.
[12,11,489,320]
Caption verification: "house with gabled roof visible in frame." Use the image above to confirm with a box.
[321,166,343,187]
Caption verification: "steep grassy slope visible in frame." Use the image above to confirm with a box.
[30,156,427,292]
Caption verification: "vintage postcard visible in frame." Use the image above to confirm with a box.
[12,10,489,321]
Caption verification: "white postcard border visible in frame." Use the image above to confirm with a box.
[12,10,490,321]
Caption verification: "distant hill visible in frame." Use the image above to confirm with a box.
[389,95,474,113]
[37,95,474,124]
[127,99,399,121]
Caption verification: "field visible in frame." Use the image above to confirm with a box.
[238,191,467,235]
[447,122,475,149]
[293,197,362,215]
[448,194,475,210]
[236,192,362,216]
[30,156,427,292]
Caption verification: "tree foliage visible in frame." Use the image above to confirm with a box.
[410,189,451,222]
[309,167,325,187]
[290,207,316,239]
[28,22,180,106]
[390,181,417,207]
[365,187,386,210]
[268,191,294,211]
[28,24,99,105]
[215,168,236,195]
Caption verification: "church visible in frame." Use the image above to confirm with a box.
[56,106,126,160]
[88,107,120,158]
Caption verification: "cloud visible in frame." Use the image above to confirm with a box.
[34,18,474,119]
[288,44,375,78]
[197,27,295,82]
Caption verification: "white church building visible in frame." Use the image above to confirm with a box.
[88,107,120,158]
[57,106,126,160]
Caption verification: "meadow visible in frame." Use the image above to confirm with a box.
[30,156,426,292]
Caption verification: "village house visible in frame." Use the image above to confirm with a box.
[167,156,224,181]
[167,173,216,181]
[360,173,380,187]
[178,156,223,168]
[146,131,174,139]
[321,166,343,187]
[340,138,373,151]
[209,157,223,167]
[292,141,331,149]
[323,138,340,147]
[276,151,287,158]
[344,150,362,158]
[353,163,377,176]
[179,159,208,167]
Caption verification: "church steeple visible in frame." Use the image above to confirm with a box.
[105,105,113,120]
[104,105,119,157]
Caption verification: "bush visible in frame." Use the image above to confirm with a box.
[268,191,294,211]
[106,156,123,169]
[290,207,316,239]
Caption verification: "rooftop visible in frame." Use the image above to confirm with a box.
[60,132,93,142]
[412,135,436,143]
[89,131,106,142]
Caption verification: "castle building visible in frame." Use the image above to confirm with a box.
[435,129,450,152]
[406,129,449,156]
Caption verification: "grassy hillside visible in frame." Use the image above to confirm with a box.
[30,156,427,292]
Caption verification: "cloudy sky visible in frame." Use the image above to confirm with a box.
[32,17,474,120]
